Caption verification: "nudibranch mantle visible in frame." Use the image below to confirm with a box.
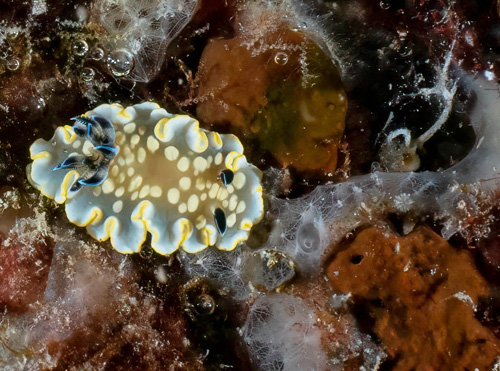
[27,103,264,254]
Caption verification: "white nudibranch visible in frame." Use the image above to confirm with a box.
[27,103,264,254]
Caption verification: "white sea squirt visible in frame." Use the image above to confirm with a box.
[27,102,264,254]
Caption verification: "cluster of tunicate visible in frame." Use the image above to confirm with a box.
[181,244,297,299]
[96,0,198,82]
[243,294,327,371]
[181,248,251,300]
[261,77,500,273]
[27,102,264,254]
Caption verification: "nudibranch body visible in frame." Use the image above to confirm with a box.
[28,103,264,254]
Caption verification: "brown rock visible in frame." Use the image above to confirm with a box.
[327,225,500,370]
[196,36,272,128]
[196,21,346,174]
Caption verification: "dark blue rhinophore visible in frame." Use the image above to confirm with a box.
[71,114,116,146]
[214,207,227,236]
[55,114,118,193]
[94,145,119,159]
[219,169,234,186]
[53,154,87,171]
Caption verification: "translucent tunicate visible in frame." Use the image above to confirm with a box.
[296,223,321,253]
[245,250,296,290]
[274,51,289,65]
[243,294,327,371]
[81,67,95,82]
[106,49,134,77]
[88,47,104,61]
[267,206,326,275]
[72,39,89,56]
[6,57,20,71]
[98,0,197,82]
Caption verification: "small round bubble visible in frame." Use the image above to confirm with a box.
[107,49,134,77]
[194,293,215,315]
[379,1,390,9]
[274,51,289,66]
[6,57,20,71]
[72,39,89,56]
[89,47,104,61]
[292,22,307,32]
[81,67,95,82]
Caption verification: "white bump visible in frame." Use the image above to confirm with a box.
[111,165,119,176]
[150,185,162,198]
[214,152,223,165]
[115,186,125,198]
[139,185,150,198]
[116,132,126,145]
[218,188,229,200]
[178,202,187,214]
[222,200,229,208]
[179,176,191,191]
[102,179,115,194]
[206,156,213,165]
[131,134,140,147]
[127,167,135,176]
[125,153,135,165]
[164,146,179,161]
[193,156,208,172]
[129,175,143,192]
[187,194,199,213]
[177,156,190,172]
[200,193,207,201]
[208,183,220,199]
[137,147,146,163]
[113,200,124,213]
[72,140,82,148]
[226,213,236,228]
[147,135,160,153]
[117,173,126,184]
[124,122,136,133]
[123,146,131,155]
[83,140,94,156]
[227,185,234,193]
[131,191,138,201]
[236,200,246,214]
[138,126,146,135]
[167,188,180,204]
[229,195,238,211]
[195,215,206,229]
[118,157,125,166]
[233,172,246,190]
[93,187,102,197]
[195,178,206,191]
